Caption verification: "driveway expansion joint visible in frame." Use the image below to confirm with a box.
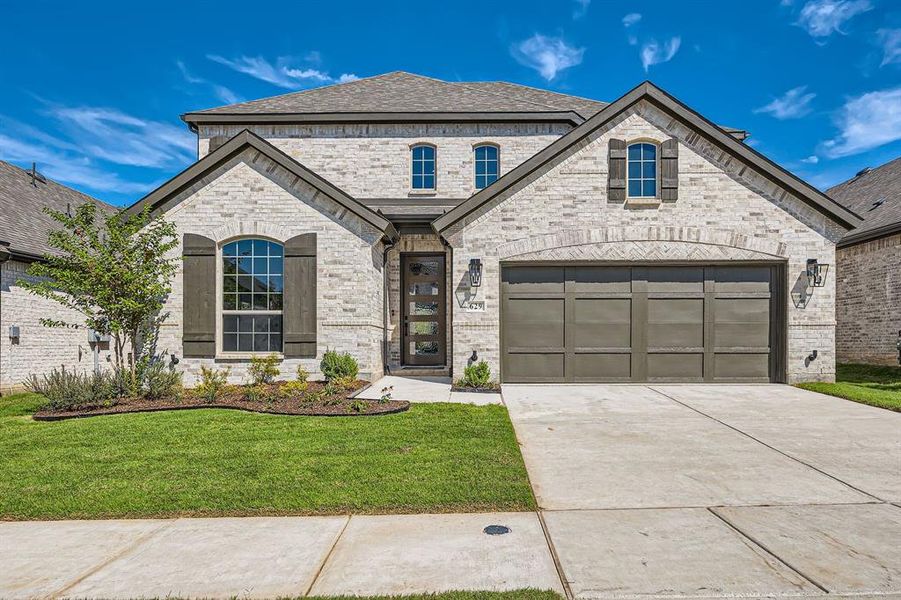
[537,510,575,600]
[303,514,352,597]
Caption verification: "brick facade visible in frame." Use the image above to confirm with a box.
[443,102,845,384]
[1,259,114,393]
[836,233,901,365]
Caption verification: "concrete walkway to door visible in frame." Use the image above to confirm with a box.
[503,383,901,599]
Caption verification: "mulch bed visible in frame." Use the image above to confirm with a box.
[32,380,410,421]
[450,384,502,393]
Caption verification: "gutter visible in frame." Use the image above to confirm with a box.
[838,221,901,248]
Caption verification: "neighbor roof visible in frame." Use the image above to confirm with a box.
[828,157,901,247]
[125,130,398,240]
[0,160,114,260]
[432,81,862,234]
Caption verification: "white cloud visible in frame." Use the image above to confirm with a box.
[511,34,585,81]
[796,0,872,38]
[878,29,901,66]
[753,86,817,119]
[820,86,901,158]
[177,60,243,105]
[208,54,358,90]
[573,0,590,19]
[640,37,681,72]
[622,13,642,27]
[801,155,820,164]
[0,133,155,194]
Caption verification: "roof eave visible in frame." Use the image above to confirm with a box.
[838,221,901,248]
[180,111,585,127]
[126,130,397,241]
[433,81,862,235]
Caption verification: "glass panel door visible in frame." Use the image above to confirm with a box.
[401,254,446,366]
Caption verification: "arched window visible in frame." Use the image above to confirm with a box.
[627,142,657,198]
[411,144,436,190]
[474,144,499,189]
[221,238,283,353]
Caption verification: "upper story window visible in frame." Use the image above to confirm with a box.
[222,239,283,353]
[627,142,657,198]
[411,144,436,190]
[474,144,499,189]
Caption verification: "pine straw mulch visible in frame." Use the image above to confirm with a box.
[32,380,410,421]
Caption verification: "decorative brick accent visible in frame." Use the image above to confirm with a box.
[836,233,901,365]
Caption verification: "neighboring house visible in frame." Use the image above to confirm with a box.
[127,72,860,385]
[0,161,115,393]
[828,158,901,366]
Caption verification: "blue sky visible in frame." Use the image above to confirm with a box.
[1,0,899,206]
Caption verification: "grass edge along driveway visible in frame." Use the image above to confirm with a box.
[0,393,536,520]
[796,362,901,412]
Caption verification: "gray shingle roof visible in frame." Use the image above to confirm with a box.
[0,160,114,259]
[188,72,584,116]
[828,157,901,246]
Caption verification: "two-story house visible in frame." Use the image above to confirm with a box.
[127,71,861,384]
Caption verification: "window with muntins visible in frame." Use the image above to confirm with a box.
[221,239,283,352]
[411,145,436,189]
[474,144,499,189]
[627,142,657,198]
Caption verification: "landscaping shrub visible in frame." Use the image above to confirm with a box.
[196,366,229,403]
[142,360,183,400]
[248,354,280,385]
[459,360,492,388]
[25,367,117,410]
[332,375,356,390]
[110,364,139,399]
[320,350,359,381]
[279,380,309,398]
[295,365,310,383]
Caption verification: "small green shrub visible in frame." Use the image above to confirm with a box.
[248,354,280,385]
[142,360,183,400]
[25,367,117,411]
[332,375,356,390]
[295,365,310,383]
[110,364,139,399]
[320,350,359,381]
[196,366,229,404]
[349,400,368,413]
[245,384,267,403]
[279,380,309,399]
[458,360,492,388]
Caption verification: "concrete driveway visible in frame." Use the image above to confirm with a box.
[503,383,901,599]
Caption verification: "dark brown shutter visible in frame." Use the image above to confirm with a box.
[661,138,679,201]
[608,139,627,202]
[283,233,317,358]
[182,234,216,358]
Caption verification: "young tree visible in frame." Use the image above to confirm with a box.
[21,202,178,375]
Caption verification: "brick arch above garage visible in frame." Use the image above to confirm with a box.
[497,227,788,262]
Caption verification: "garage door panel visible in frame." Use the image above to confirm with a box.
[648,298,704,348]
[647,353,704,379]
[647,267,704,292]
[505,353,565,381]
[501,266,564,292]
[505,298,564,348]
[571,353,631,380]
[572,298,631,348]
[713,353,770,380]
[567,266,631,292]
[715,266,771,292]
[715,298,769,322]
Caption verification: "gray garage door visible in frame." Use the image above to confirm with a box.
[500,264,785,383]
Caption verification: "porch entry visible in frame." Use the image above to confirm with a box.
[401,253,447,366]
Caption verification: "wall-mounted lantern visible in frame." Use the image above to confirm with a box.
[469,258,483,287]
[806,258,829,288]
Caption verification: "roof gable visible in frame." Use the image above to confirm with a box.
[432,81,862,234]
[125,130,397,240]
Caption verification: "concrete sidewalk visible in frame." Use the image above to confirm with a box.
[1,513,562,599]
[356,374,502,405]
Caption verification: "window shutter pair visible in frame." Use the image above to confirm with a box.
[607,138,679,201]
[181,233,317,359]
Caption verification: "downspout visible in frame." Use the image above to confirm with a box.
[382,237,396,376]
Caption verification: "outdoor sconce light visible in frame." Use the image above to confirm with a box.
[806,258,829,288]
[469,258,483,287]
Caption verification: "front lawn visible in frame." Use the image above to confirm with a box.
[796,363,901,412]
[0,393,535,520]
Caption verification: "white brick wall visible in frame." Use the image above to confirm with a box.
[444,102,846,384]
[1,259,114,393]
[198,123,570,198]
[157,148,386,385]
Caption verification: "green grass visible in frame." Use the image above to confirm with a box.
[0,393,535,520]
[796,363,901,412]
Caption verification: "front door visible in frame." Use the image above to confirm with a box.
[402,254,446,366]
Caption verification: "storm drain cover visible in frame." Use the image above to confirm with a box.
[483,525,511,535]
